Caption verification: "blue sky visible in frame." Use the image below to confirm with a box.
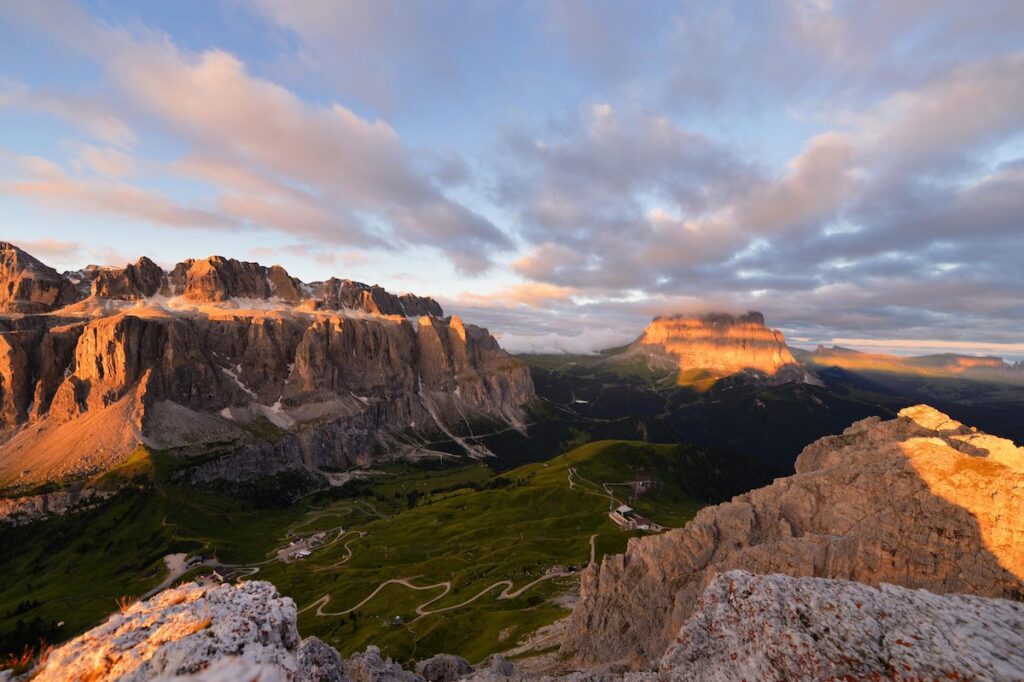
[1,0,1023,356]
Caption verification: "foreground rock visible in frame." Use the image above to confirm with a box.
[27,580,492,681]
[27,570,1024,681]
[32,581,315,681]
[564,404,1024,669]
[0,245,534,486]
[660,570,1024,681]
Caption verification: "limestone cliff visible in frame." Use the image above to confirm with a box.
[625,311,811,385]
[0,242,80,313]
[562,405,1024,669]
[0,245,533,486]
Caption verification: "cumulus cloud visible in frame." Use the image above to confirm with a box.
[1,0,1022,352]
[485,43,1024,349]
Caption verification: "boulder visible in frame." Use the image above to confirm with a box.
[416,654,473,681]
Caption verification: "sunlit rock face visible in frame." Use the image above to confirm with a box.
[0,242,80,313]
[0,244,533,486]
[31,581,324,682]
[630,311,805,383]
[563,405,1024,670]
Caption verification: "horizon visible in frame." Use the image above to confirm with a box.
[2,1,1023,357]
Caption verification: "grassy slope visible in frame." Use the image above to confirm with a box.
[257,440,710,663]
[0,440,719,666]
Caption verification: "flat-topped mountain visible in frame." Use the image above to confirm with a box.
[623,311,815,386]
[0,245,533,487]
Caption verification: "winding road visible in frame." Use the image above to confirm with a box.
[154,465,609,628]
[300,533,598,622]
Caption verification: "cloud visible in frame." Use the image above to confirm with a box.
[3,2,511,273]
[453,282,578,309]
[74,145,137,177]
[0,153,235,230]
[0,82,137,148]
[831,338,1024,359]
[244,0,488,114]
[248,243,372,269]
[15,238,81,261]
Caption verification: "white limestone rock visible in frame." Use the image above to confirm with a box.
[33,581,302,682]
[660,570,1024,681]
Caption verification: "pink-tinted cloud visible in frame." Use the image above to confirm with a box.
[1,154,234,230]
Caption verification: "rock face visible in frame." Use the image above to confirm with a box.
[85,257,165,300]
[0,242,80,313]
[314,278,443,317]
[0,245,533,486]
[563,405,1024,669]
[0,486,112,526]
[659,570,1024,681]
[627,311,809,384]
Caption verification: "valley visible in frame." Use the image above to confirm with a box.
[0,439,731,666]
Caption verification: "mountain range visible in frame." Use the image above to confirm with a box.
[1,242,1023,680]
[0,242,532,489]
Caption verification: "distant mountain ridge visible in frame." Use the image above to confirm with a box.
[0,242,533,488]
[796,344,1024,381]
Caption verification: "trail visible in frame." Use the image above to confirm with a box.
[567,467,620,505]
[301,533,600,622]
[312,531,367,572]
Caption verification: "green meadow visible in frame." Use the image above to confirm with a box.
[0,440,721,666]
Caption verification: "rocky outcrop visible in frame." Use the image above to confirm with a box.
[313,278,443,317]
[86,257,165,300]
[0,245,532,486]
[27,580,510,681]
[0,242,79,313]
[0,486,113,526]
[626,311,810,384]
[658,570,1024,681]
[563,405,1024,669]
[32,581,315,681]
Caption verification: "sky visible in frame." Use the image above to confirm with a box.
[1,1,1023,357]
